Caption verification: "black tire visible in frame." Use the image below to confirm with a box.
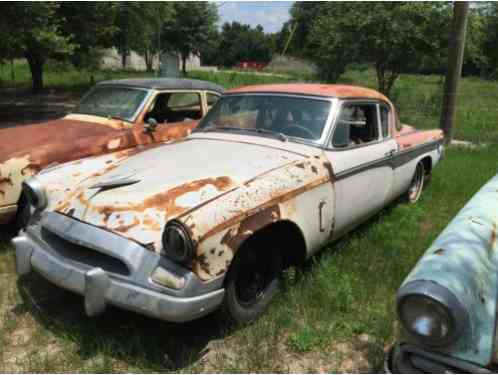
[221,243,282,325]
[406,161,425,204]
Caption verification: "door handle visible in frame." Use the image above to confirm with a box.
[385,149,396,157]
[319,201,327,232]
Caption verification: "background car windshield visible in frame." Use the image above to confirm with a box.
[76,86,147,120]
[198,95,331,141]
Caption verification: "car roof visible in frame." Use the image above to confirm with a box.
[226,84,390,102]
[97,78,225,93]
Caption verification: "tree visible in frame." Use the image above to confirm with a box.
[132,3,175,72]
[216,22,274,68]
[276,2,326,57]
[58,2,117,69]
[481,3,498,78]
[308,2,451,95]
[162,2,218,74]
[2,2,74,93]
[113,2,143,68]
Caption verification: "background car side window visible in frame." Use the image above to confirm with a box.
[146,92,202,123]
[331,103,380,148]
[207,93,220,110]
[380,105,390,138]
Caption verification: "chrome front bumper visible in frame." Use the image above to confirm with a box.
[386,344,493,374]
[13,212,224,323]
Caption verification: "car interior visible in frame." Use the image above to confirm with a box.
[145,92,203,123]
[332,103,379,147]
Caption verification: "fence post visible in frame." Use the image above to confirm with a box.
[440,2,469,144]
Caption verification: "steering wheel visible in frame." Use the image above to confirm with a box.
[284,123,316,140]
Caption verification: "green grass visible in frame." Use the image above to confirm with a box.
[1,146,497,372]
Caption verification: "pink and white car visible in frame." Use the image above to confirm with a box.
[14,84,444,324]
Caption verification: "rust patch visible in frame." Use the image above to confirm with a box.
[295,162,306,169]
[112,217,140,233]
[197,253,211,276]
[0,177,13,187]
[61,176,234,228]
[20,164,39,176]
[323,161,336,183]
[143,216,161,231]
[220,205,281,251]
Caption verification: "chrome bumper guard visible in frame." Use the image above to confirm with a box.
[13,212,224,323]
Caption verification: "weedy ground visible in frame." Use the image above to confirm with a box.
[0,61,497,372]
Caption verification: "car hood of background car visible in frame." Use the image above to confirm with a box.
[46,135,317,250]
[0,115,128,162]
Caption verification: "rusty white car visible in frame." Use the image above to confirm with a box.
[14,84,444,324]
[0,78,223,227]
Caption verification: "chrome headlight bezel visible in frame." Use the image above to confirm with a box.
[397,280,469,348]
[22,177,47,211]
[161,220,195,265]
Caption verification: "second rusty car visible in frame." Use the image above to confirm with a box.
[0,78,223,227]
[14,84,444,324]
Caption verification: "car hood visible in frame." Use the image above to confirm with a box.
[49,137,311,249]
[0,116,127,163]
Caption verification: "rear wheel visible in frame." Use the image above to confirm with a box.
[406,161,425,203]
[221,244,282,325]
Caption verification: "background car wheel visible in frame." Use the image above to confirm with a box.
[406,161,425,203]
[221,243,282,325]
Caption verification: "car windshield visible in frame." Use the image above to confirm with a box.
[197,95,331,141]
[75,86,148,121]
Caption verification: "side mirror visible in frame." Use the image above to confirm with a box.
[144,118,158,133]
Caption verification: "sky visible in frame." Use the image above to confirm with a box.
[217,1,294,34]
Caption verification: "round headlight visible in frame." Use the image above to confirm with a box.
[22,178,47,210]
[397,281,468,348]
[162,221,194,264]
[399,295,453,345]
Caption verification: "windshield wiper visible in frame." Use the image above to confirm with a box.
[246,128,288,142]
[199,125,246,133]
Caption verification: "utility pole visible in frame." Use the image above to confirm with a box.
[440,1,469,144]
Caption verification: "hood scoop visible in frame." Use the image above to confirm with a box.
[88,171,140,190]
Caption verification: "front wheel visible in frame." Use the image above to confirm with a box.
[406,161,425,203]
[221,245,282,325]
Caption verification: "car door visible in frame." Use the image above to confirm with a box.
[324,100,397,238]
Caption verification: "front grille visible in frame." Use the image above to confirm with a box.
[41,228,130,276]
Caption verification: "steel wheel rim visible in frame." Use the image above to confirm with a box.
[408,163,424,202]
[234,252,275,307]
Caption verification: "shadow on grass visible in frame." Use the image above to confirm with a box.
[15,272,233,372]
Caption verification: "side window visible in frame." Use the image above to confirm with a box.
[145,92,202,123]
[331,103,379,148]
[380,105,390,138]
[207,93,220,110]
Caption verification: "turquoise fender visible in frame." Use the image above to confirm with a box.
[399,173,498,366]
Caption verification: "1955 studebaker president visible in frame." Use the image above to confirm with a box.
[0,78,223,227]
[387,174,498,373]
[14,84,444,324]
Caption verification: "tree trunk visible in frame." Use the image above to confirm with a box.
[144,50,153,72]
[121,52,128,69]
[25,53,44,94]
[181,54,187,75]
[440,2,469,144]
